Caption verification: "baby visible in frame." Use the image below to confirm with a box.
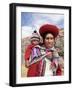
[25,30,41,67]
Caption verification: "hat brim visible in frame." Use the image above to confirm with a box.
[30,37,40,41]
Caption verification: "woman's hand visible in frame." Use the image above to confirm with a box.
[46,51,53,59]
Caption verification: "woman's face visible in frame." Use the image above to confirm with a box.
[44,33,55,48]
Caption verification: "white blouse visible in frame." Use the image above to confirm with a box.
[44,58,53,76]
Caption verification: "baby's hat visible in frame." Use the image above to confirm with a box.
[30,30,40,41]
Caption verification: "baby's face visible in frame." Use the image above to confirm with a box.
[32,40,39,45]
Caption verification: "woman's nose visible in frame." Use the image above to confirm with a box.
[48,39,51,43]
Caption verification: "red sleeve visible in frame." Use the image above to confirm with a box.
[24,45,34,61]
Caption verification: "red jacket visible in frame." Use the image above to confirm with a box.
[25,44,35,61]
[24,44,43,77]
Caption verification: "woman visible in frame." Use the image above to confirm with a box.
[26,24,63,77]
[39,24,62,76]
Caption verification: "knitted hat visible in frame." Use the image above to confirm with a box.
[30,30,40,41]
[39,24,59,38]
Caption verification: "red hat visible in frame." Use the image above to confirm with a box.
[39,24,59,38]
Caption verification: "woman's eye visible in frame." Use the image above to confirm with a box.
[50,38,53,40]
[46,37,53,40]
[46,38,49,39]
